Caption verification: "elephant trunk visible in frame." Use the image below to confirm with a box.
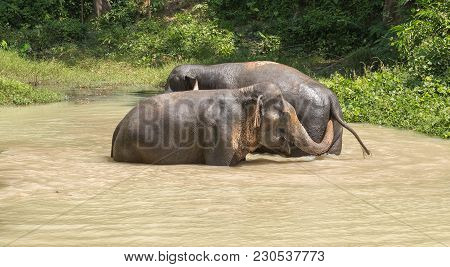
[286,112,334,156]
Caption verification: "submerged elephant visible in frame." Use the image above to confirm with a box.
[111,83,334,166]
[165,61,370,157]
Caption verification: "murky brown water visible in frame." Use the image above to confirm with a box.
[0,94,449,246]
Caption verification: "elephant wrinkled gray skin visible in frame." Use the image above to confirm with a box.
[165,61,370,157]
[112,83,334,166]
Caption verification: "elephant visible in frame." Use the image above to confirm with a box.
[165,61,370,157]
[111,83,334,166]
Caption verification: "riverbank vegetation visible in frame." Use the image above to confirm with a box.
[0,0,448,138]
[0,76,62,105]
[323,68,449,138]
[0,49,177,98]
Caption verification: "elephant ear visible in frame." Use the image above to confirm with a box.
[185,76,198,91]
[254,95,263,128]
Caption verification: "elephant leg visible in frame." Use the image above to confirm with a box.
[327,119,343,155]
[203,132,241,166]
[253,146,282,155]
[113,145,143,163]
[328,100,344,155]
[203,148,241,166]
[289,147,309,157]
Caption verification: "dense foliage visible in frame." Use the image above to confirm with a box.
[0,0,392,65]
[323,68,449,138]
[209,0,386,57]
[0,1,236,65]
[94,4,235,65]
[391,0,449,79]
[2,0,445,71]
[0,1,447,67]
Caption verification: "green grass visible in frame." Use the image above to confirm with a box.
[0,76,63,105]
[322,67,450,138]
[0,50,178,98]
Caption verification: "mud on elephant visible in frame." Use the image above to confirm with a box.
[165,61,370,157]
[112,83,334,166]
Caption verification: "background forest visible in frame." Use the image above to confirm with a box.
[0,0,448,138]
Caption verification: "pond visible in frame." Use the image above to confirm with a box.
[0,93,449,246]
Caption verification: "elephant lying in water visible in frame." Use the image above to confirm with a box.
[165,61,370,157]
[112,83,334,166]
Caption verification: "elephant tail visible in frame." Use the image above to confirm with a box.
[330,95,371,156]
[111,119,123,158]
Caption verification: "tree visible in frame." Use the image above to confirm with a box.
[81,0,84,23]
[141,0,152,18]
[383,0,399,24]
[94,0,111,17]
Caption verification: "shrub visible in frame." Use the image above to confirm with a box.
[0,77,63,105]
[210,0,384,58]
[0,0,60,28]
[1,18,86,56]
[96,0,141,27]
[322,68,450,138]
[245,32,282,56]
[1,40,8,50]
[99,5,236,66]
[165,9,235,60]
[95,0,167,27]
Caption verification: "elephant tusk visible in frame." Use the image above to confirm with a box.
[193,80,199,91]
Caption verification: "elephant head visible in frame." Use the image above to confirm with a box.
[240,83,334,156]
[165,68,199,92]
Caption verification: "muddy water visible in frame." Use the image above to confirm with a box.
[0,94,449,247]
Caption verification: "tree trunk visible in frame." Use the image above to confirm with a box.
[94,0,112,17]
[142,0,152,18]
[81,0,84,23]
[383,0,398,24]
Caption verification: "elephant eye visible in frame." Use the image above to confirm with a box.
[279,112,289,123]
